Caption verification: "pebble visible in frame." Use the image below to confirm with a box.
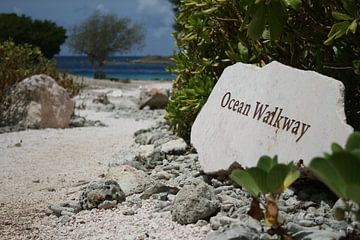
[42,116,356,240]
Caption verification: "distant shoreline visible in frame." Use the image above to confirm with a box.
[55,55,175,80]
[55,55,173,65]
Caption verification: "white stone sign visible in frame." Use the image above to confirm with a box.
[191,61,353,173]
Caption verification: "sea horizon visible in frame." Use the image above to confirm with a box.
[55,55,175,81]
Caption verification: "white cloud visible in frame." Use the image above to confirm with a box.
[13,6,24,15]
[137,0,168,15]
[96,3,109,14]
[136,0,174,40]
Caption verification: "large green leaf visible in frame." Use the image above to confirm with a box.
[346,185,360,205]
[346,132,360,151]
[309,157,346,198]
[230,169,261,197]
[268,0,287,40]
[248,167,269,193]
[328,152,360,186]
[248,2,266,40]
[257,155,277,172]
[267,164,290,193]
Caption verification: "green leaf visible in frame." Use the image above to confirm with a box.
[331,143,344,153]
[328,152,360,186]
[202,7,218,14]
[348,20,357,34]
[309,157,346,198]
[324,21,351,45]
[248,167,269,193]
[230,169,262,197]
[267,164,290,193]
[238,41,249,62]
[283,170,300,189]
[346,132,360,151]
[332,11,353,21]
[248,2,266,40]
[346,185,360,205]
[257,155,277,172]
[268,0,287,40]
[282,0,302,10]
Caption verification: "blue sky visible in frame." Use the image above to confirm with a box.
[0,0,175,56]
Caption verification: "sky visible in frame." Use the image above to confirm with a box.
[0,0,175,56]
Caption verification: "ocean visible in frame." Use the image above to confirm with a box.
[54,56,175,80]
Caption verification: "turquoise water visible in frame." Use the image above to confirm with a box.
[55,56,175,80]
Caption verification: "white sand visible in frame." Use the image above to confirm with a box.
[0,80,210,240]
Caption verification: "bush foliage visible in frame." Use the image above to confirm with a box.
[0,13,67,58]
[0,40,84,102]
[166,0,360,140]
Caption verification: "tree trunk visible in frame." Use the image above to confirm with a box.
[95,61,106,79]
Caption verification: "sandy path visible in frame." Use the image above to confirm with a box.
[0,80,169,239]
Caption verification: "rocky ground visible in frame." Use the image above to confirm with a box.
[0,79,359,240]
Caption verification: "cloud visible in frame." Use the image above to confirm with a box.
[137,0,168,15]
[96,3,109,14]
[13,6,24,15]
[136,0,174,39]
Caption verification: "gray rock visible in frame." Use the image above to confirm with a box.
[58,215,71,225]
[140,182,179,200]
[147,131,168,145]
[292,229,345,240]
[106,165,153,196]
[123,209,136,216]
[92,93,110,105]
[98,200,117,209]
[79,180,125,210]
[171,179,219,224]
[332,198,347,220]
[155,171,173,180]
[60,210,75,217]
[210,213,243,230]
[0,74,74,129]
[48,204,75,217]
[206,224,258,240]
[108,149,144,170]
[139,88,169,109]
[161,139,187,155]
[69,115,106,128]
[298,220,316,227]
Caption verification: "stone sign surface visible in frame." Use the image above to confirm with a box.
[191,61,353,173]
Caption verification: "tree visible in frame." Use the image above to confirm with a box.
[67,11,144,79]
[0,13,67,58]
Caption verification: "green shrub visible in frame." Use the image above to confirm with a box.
[167,0,360,140]
[165,75,214,140]
[0,40,85,101]
[309,132,360,221]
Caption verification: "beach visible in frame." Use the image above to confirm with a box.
[0,78,211,239]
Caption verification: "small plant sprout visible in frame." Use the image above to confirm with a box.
[230,155,300,231]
